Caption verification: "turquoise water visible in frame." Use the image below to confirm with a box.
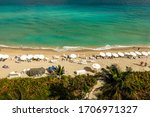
[0,5,150,48]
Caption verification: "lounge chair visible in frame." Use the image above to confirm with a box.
[74,70,87,75]
[8,72,21,78]
[50,59,58,63]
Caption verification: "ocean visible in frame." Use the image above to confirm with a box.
[0,5,150,49]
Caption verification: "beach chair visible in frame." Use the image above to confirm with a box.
[74,70,87,75]
[8,72,21,78]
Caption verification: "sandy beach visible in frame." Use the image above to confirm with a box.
[0,46,150,78]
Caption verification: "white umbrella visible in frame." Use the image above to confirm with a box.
[112,53,119,58]
[79,59,87,64]
[124,52,131,56]
[38,54,45,60]
[2,54,9,59]
[0,55,5,59]
[20,55,27,61]
[0,54,3,59]
[99,52,106,57]
[5,54,9,58]
[135,51,142,56]
[53,55,60,59]
[148,52,150,55]
[45,57,49,60]
[92,63,101,70]
[141,52,148,56]
[33,55,40,59]
[130,52,137,57]
[69,54,77,59]
[27,54,33,60]
[118,52,124,57]
[106,52,112,57]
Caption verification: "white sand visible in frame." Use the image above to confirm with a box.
[0,47,150,78]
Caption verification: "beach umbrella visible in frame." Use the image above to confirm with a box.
[99,52,105,57]
[112,53,119,58]
[0,54,3,59]
[99,52,106,57]
[148,52,150,55]
[2,54,9,59]
[0,55,5,59]
[141,52,148,56]
[33,55,40,59]
[130,52,137,57]
[20,55,27,61]
[118,52,124,57]
[69,54,77,59]
[5,54,9,58]
[53,55,60,59]
[27,55,33,60]
[124,52,131,56]
[92,63,101,71]
[1,54,9,59]
[135,51,142,56]
[45,57,49,60]
[79,59,87,64]
[38,54,45,60]
[106,52,112,57]
[0,54,6,59]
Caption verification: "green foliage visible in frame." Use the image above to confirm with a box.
[0,78,50,100]
[49,74,96,99]
[55,65,65,76]
[97,65,150,100]
[47,65,65,77]
[0,64,149,100]
[0,74,96,100]
[128,71,150,99]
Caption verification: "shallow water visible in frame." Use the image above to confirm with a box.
[0,5,150,48]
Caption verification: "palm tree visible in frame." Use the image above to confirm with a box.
[55,65,65,76]
[98,64,138,100]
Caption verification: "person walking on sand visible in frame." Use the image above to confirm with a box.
[140,61,144,66]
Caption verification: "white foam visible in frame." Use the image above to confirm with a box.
[0,44,149,52]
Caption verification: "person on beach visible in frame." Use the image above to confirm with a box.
[140,61,144,66]
[144,62,147,67]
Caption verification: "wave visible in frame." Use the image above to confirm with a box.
[0,44,149,52]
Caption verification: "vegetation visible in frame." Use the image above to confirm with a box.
[0,74,96,100]
[54,65,65,76]
[0,64,150,100]
[47,65,65,76]
[96,64,150,100]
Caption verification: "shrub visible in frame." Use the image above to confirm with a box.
[96,65,150,100]
[0,74,96,100]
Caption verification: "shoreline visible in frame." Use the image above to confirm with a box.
[0,45,150,79]
[0,44,150,52]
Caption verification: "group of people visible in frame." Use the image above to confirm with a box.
[140,61,148,67]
